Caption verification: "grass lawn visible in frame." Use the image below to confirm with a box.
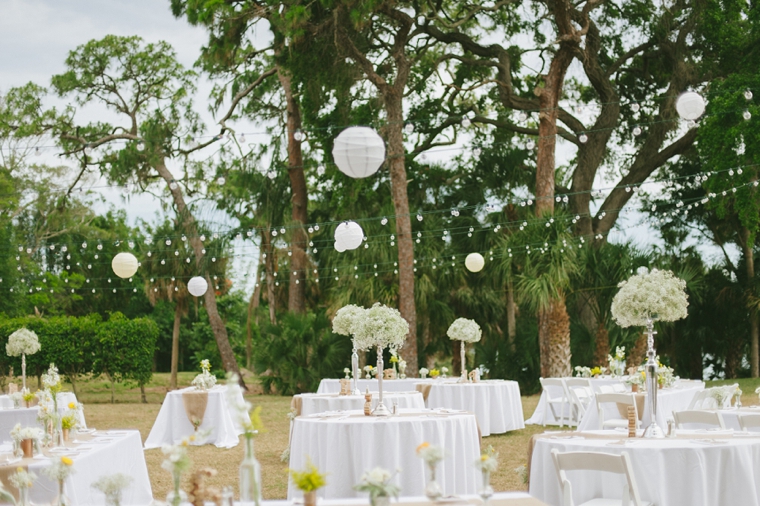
[68,373,760,500]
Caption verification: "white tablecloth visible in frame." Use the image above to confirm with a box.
[266,492,547,506]
[288,409,481,499]
[8,430,153,506]
[577,381,704,431]
[530,433,760,506]
[317,378,432,394]
[0,392,86,441]
[293,392,425,417]
[424,380,524,436]
[144,385,244,449]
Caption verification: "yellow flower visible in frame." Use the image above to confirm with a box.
[189,435,196,442]
[416,442,430,454]
[61,456,73,466]
[68,402,76,409]
[16,467,23,472]
[181,440,189,446]
[480,455,489,461]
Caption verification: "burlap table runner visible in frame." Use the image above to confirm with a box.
[182,391,209,429]
[415,383,432,402]
[613,394,646,420]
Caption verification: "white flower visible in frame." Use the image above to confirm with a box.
[611,268,689,327]
[333,305,367,336]
[6,328,40,357]
[192,360,217,390]
[11,424,43,443]
[441,367,449,373]
[353,303,409,351]
[91,473,133,505]
[42,363,61,389]
[416,443,446,465]
[354,467,400,499]
[419,368,429,376]
[447,318,482,343]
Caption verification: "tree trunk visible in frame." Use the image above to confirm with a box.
[154,159,243,385]
[540,300,572,378]
[507,280,516,351]
[261,229,277,325]
[170,301,182,390]
[247,247,264,369]
[593,322,610,368]
[384,93,418,376]
[740,227,759,377]
[278,67,308,314]
[627,332,648,372]
[140,384,147,403]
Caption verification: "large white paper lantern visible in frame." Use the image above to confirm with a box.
[334,221,364,251]
[332,127,386,178]
[187,276,208,297]
[675,92,706,120]
[111,252,139,278]
[465,253,485,273]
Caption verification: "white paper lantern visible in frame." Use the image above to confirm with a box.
[334,241,347,253]
[675,92,706,120]
[334,221,364,251]
[187,276,208,297]
[111,252,139,278]
[465,253,485,273]
[332,127,386,178]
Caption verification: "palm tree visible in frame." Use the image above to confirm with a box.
[514,221,578,378]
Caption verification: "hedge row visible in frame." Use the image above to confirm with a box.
[0,312,158,394]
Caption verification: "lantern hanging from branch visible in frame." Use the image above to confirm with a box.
[332,127,386,178]
[334,221,364,251]
[187,276,208,297]
[465,253,485,273]
[675,91,706,120]
[112,252,139,278]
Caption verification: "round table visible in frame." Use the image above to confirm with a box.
[578,381,704,431]
[421,380,524,436]
[144,385,244,449]
[287,409,481,499]
[317,378,430,394]
[292,391,425,417]
[0,392,85,441]
[530,433,760,506]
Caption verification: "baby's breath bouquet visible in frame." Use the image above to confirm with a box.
[332,304,367,337]
[7,328,40,391]
[352,303,409,351]
[191,359,217,390]
[44,456,75,506]
[611,268,689,327]
[447,318,482,382]
[416,442,446,501]
[91,473,133,506]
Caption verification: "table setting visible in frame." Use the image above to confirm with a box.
[292,391,425,417]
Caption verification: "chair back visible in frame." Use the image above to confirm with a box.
[565,378,592,388]
[688,384,738,410]
[673,410,726,430]
[551,449,647,506]
[565,380,594,423]
[739,414,760,432]
[596,393,638,430]
[540,378,568,400]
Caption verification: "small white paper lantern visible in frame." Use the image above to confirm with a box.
[334,241,347,253]
[332,127,386,178]
[465,253,485,273]
[334,221,364,251]
[187,276,208,297]
[675,92,706,120]
[111,252,139,278]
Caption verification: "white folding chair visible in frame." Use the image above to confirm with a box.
[687,384,738,410]
[565,378,594,425]
[596,393,640,430]
[540,378,572,427]
[673,410,726,430]
[738,414,760,432]
[551,449,653,506]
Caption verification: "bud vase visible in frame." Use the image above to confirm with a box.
[18,486,30,506]
[479,470,493,505]
[166,469,187,506]
[425,463,442,501]
[372,495,390,506]
[56,480,69,506]
[239,436,262,506]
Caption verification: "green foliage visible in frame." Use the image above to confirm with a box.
[92,312,159,387]
[252,311,351,394]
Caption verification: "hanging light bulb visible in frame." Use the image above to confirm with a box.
[169,180,179,190]
[631,102,641,113]
[136,140,145,151]
[267,171,276,180]
[473,147,481,157]
[293,130,304,141]
[217,176,226,185]
[633,126,642,136]
[317,165,325,176]
[517,111,528,121]
[745,90,753,100]
[743,110,752,120]
[579,133,588,143]
[381,217,388,225]
[405,123,414,134]
[238,133,246,143]
[461,117,471,128]
[527,140,535,150]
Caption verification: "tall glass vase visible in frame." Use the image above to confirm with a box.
[479,470,493,505]
[425,462,442,501]
[351,344,361,395]
[458,340,468,383]
[239,436,262,506]
[372,346,391,416]
[18,486,30,506]
[55,480,69,506]
[642,316,664,438]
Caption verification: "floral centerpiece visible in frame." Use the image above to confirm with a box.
[363,365,376,379]
[290,460,327,506]
[611,267,688,438]
[354,467,400,506]
[352,303,409,416]
[419,368,429,379]
[574,366,592,378]
[10,467,36,506]
[474,446,498,505]
[709,385,738,409]
[441,367,449,378]
[398,359,407,379]
[43,456,75,506]
[91,473,133,506]
[416,442,446,501]
[227,374,264,506]
[607,346,626,376]
[429,369,440,379]
[39,363,65,447]
[6,328,40,390]
[333,304,368,395]
[192,359,217,390]
[624,371,645,391]
[162,435,196,506]
[10,424,43,458]
[447,318,482,383]
[10,390,23,409]
[21,388,35,408]
[343,368,351,379]
[60,403,80,442]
